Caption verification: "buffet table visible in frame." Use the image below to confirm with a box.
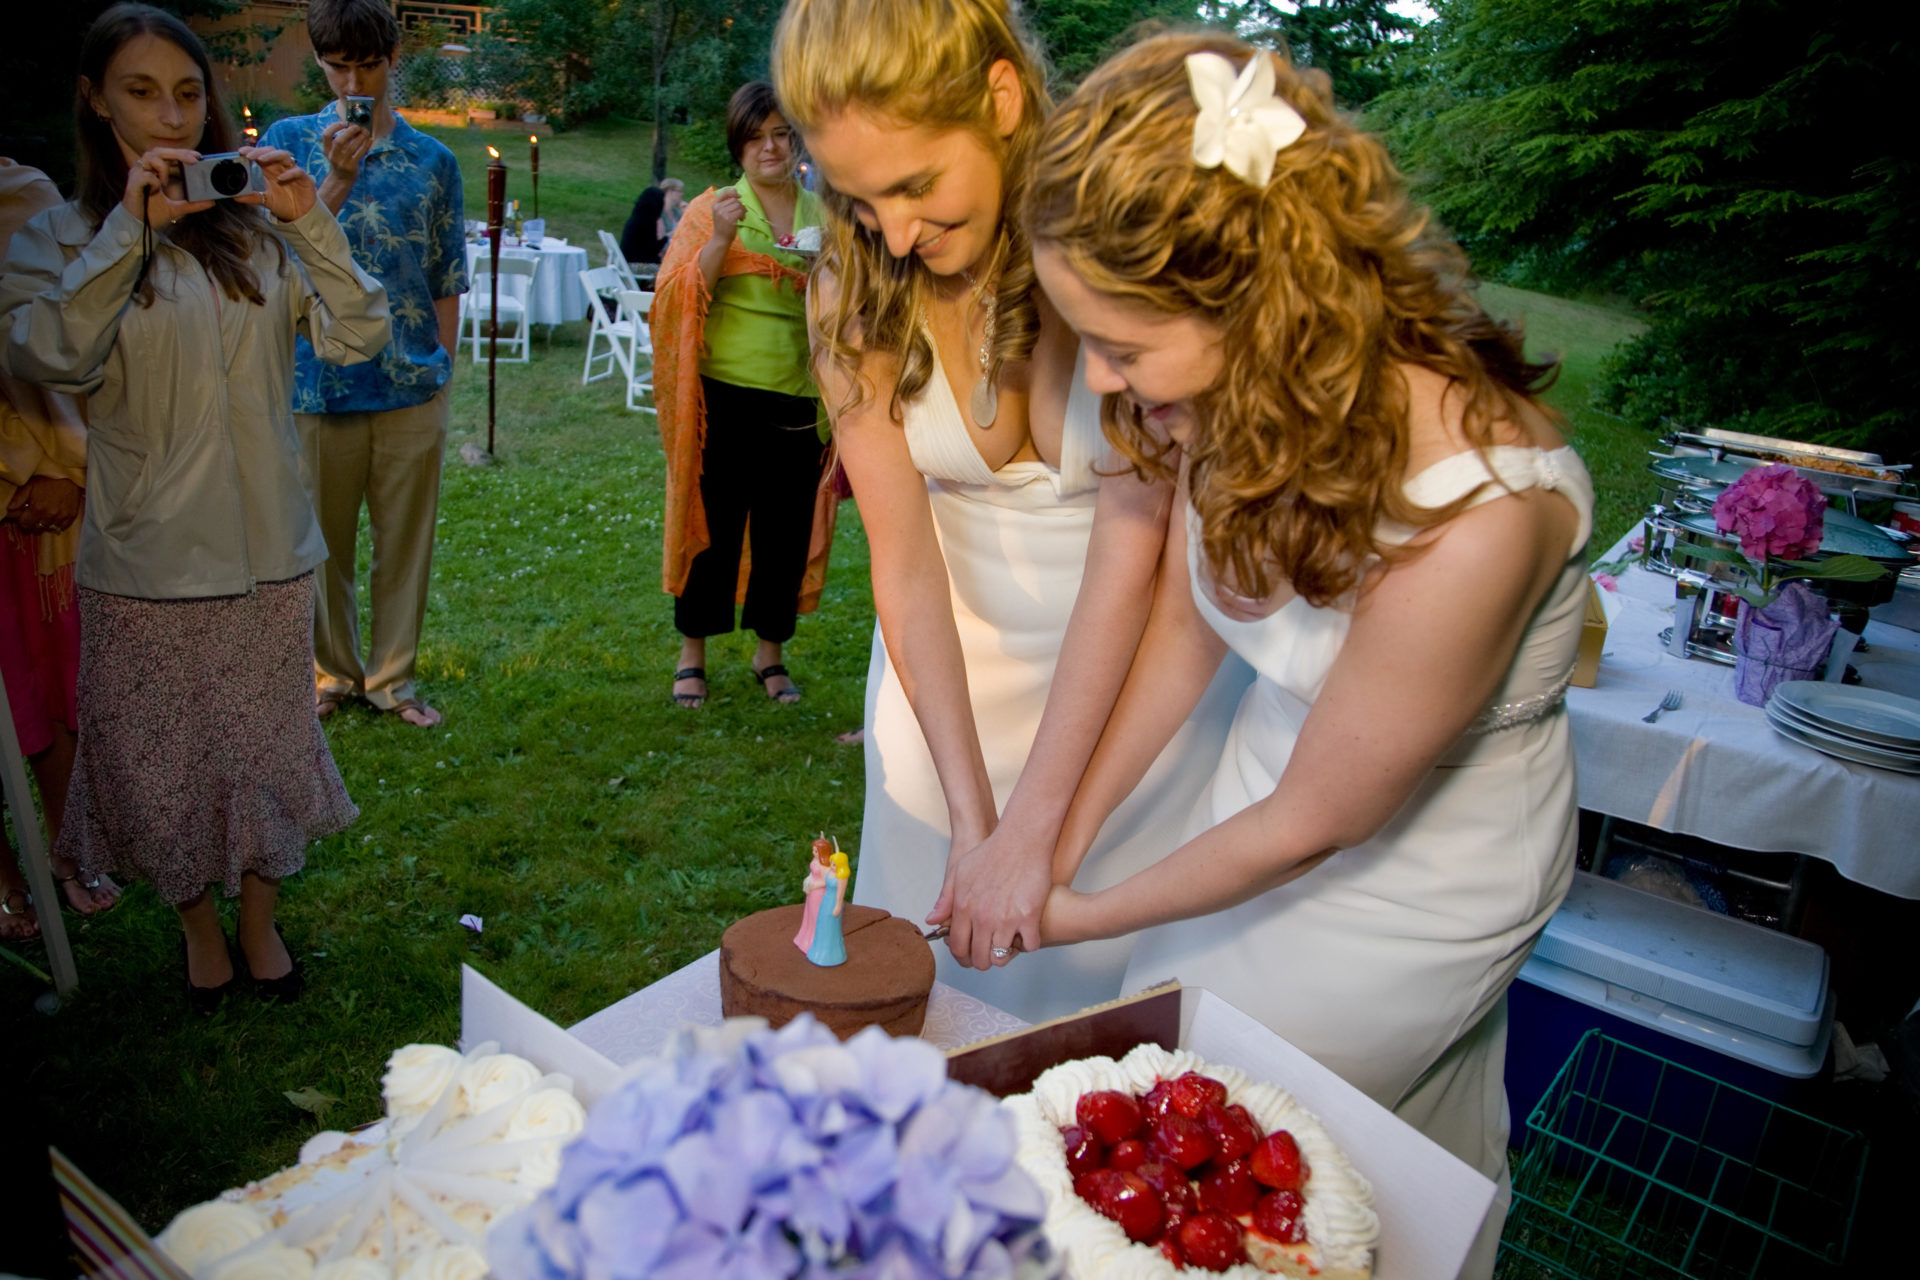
[1567,524,1920,898]
[566,948,1029,1064]
[464,238,590,325]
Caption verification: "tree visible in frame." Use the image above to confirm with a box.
[1204,1,1417,107]
[1371,0,1918,457]
[1028,0,1205,89]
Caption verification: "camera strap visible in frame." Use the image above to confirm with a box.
[132,191,155,298]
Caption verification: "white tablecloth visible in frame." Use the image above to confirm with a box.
[1567,524,1920,897]
[464,239,590,325]
[566,948,1030,1065]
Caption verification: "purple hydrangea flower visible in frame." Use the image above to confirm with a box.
[488,1016,1057,1280]
[1713,463,1826,562]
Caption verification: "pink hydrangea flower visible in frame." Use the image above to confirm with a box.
[1712,464,1825,561]
[1593,572,1619,592]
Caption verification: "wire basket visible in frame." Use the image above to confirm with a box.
[1497,1031,1867,1279]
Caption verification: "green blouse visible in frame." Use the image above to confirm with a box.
[700,182,823,400]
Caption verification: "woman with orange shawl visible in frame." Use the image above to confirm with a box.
[653,82,836,709]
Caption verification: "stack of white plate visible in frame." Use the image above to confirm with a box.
[1765,681,1920,774]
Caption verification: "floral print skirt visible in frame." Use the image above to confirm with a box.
[55,574,358,905]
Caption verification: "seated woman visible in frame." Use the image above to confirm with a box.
[1025,33,1593,1274]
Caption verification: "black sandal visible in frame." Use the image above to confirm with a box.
[752,663,802,705]
[672,666,707,709]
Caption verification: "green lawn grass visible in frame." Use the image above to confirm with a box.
[1,122,1655,1234]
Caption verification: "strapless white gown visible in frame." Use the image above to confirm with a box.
[854,349,1251,1022]
[1123,446,1594,1272]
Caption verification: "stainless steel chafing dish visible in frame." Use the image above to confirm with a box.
[1654,426,1911,515]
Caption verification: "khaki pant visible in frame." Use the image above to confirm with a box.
[297,392,447,711]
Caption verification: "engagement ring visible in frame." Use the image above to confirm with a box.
[991,946,1011,960]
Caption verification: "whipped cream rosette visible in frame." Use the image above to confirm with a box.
[1004,1044,1379,1279]
[157,1043,586,1280]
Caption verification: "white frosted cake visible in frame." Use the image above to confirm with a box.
[155,1044,585,1280]
[1003,1044,1379,1277]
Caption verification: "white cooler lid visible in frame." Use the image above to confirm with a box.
[1531,871,1829,1047]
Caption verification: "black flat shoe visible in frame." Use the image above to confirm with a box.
[242,922,306,1004]
[182,933,236,1015]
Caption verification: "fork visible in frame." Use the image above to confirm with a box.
[1642,689,1683,723]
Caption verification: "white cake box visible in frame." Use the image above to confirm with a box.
[946,983,1496,1280]
[460,964,624,1105]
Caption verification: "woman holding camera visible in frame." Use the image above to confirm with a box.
[0,3,390,1009]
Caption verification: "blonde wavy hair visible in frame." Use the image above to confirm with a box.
[771,0,1051,421]
[1027,32,1557,607]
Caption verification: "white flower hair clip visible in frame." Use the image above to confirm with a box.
[1186,51,1307,188]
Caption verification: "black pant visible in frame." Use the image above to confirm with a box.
[674,377,826,643]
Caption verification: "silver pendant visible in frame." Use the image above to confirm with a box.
[969,376,998,428]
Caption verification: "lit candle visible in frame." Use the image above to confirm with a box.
[243,105,257,142]
[485,146,505,237]
[529,134,540,219]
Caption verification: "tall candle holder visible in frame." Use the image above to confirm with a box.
[529,134,540,220]
[485,146,505,457]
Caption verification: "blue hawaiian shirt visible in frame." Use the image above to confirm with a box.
[264,105,467,413]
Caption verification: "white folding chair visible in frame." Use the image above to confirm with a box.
[618,288,655,414]
[598,228,641,293]
[463,253,540,363]
[578,266,635,385]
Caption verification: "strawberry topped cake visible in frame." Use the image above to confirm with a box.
[1003,1044,1378,1277]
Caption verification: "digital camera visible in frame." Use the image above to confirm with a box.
[181,153,265,201]
[344,96,375,128]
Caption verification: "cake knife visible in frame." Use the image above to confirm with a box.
[922,924,1025,955]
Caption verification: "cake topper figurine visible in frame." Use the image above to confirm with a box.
[794,834,850,966]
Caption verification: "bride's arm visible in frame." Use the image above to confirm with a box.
[934,462,1174,968]
[815,330,997,892]
[1043,486,1573,943]
[1048,468,1229,888]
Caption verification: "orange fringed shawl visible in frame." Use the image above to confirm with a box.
[652,187,837,610]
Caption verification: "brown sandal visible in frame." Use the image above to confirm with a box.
[315,689,351,719]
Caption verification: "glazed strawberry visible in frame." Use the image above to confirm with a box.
[1198,1155,1262,1216]
[1252,1189,1309,1245]
[1168,1072,1229,1119]
[1227,1103,1263,1140]
[1107,1171,1166,1244]
[1060,1124,1104,1177]
[1109,1138,1148,1172]
[1158,1235,1186,1267]
[1137,1159,1199,1220]
[1142,1079,1178,1121]
[1201,1101,1260,1162]
[1075,1167,1126,1208]
[1149,1113,1217,1170]
[1077,1090,1145,1146]
[1250,1130,1308,1191]
[1178,1212,1246,1272]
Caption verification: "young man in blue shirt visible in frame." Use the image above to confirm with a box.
[265,0,466,727]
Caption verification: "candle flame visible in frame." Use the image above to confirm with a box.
[243,105,253,118]
[487,146,500,159]
[529,134,538,144]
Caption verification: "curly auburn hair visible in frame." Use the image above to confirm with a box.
[1027,31,1557,607]
[771,0,1051,422]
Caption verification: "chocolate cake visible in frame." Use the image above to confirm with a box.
[719,903,935,1039]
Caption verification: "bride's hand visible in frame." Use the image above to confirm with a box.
[940,823,1051,969]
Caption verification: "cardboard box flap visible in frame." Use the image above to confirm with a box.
[946,983,1182,1096]
[460,965,624,1105]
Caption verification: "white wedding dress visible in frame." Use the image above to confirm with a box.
[1123,445,1593,1269]
[854,347,1250,1023]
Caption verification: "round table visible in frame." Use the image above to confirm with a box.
[464,238,591,326]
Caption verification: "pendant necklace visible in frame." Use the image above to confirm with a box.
[958,266,998,428]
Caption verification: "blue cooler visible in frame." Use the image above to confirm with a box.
[1505,871,1833,1143]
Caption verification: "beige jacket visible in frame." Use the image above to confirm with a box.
[0,198,390,599]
